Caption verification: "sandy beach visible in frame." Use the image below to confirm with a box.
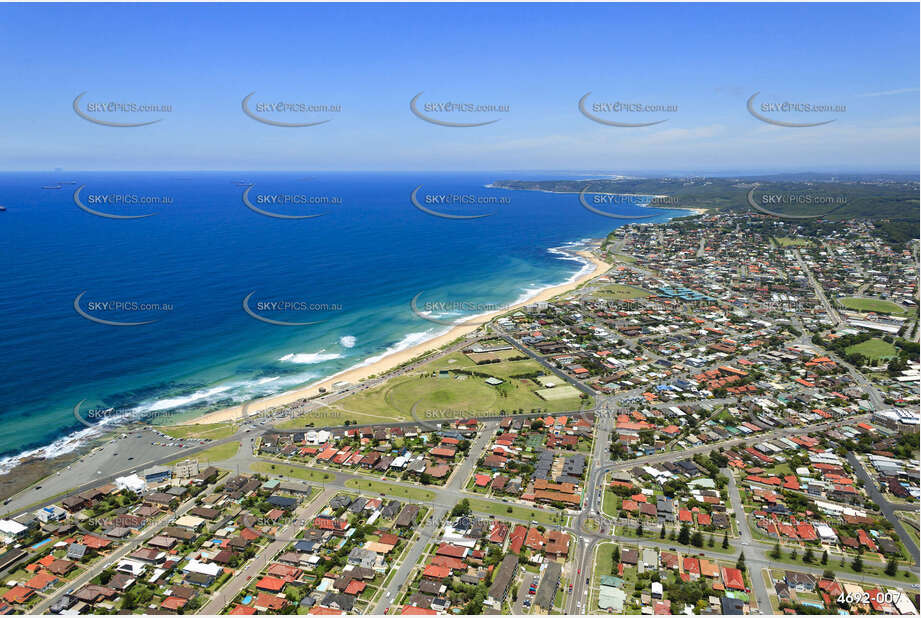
[181,250,611,425]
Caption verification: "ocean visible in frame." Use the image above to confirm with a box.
[0,171,686,470]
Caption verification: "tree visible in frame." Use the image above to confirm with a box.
[451,499,471,517]
[636,522,644,537]
[98,567,114,585]
[803,548,814,564]
[691,531,703,548]
[885,557,898,576]
[851,554,863,573]
[120,590,137,610]
[736,551,747,573]
[789,549,798,561]
[678,524,690,545]
[820,550,828,565]
[770,543,781,559]
[722,532,729,549]
[660,526,666,539]
[708,535,714,548]
[613,545,621,569]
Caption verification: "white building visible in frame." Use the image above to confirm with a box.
[115,473,146,493]
[0,519,27,542]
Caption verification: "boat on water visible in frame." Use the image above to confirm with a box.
[232,180,252,186]
[0,205,7,211]
[41,184,62,190]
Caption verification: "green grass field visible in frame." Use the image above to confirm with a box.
[344,479,435,501]
[326,354,585,422]
[170,440,239,464]
[467,497,563,526]
[839,297,909,316]
[602,488,621,518]
[251,461,336,483]
[845,337,899,360]
[772,236,814,247]
[592,284,651,300]
[159,422,236,440]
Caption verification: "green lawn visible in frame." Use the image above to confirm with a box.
[251,462,336,483]
[159,422,236,440]
[344,479,435,501]
[169,440,239,464]
[845,337,899,361]
[467,498,564,526]
[276,352,591,430]
[602,488,621,518]
[592,284,651,300]
[770,553,918,584]
[772,236,814,247]
[328,355,585,421]
[838,297,909,316]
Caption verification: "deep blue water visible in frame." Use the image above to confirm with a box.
[0,171,684,465]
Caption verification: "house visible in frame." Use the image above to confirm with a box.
[395,505,420,528]
[254,593,288,612]
[535,561,561,610]
[267,495,297,511]
[486,554,518,607]
[721,567,746,591]
[144,465,172,483]
[720,596,745,615]
[3,586,34,605]
[347,548,378,570]
[321,592,354,612]
[784,570,816,592]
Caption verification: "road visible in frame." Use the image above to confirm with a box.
[199,487,336,614]
[726,466,772,612]
[32,482,221,614]
[794,247,842,326]
[846,452,920,564]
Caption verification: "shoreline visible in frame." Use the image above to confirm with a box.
[181,248,611,426]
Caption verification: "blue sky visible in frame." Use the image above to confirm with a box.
[1,2,918,172]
